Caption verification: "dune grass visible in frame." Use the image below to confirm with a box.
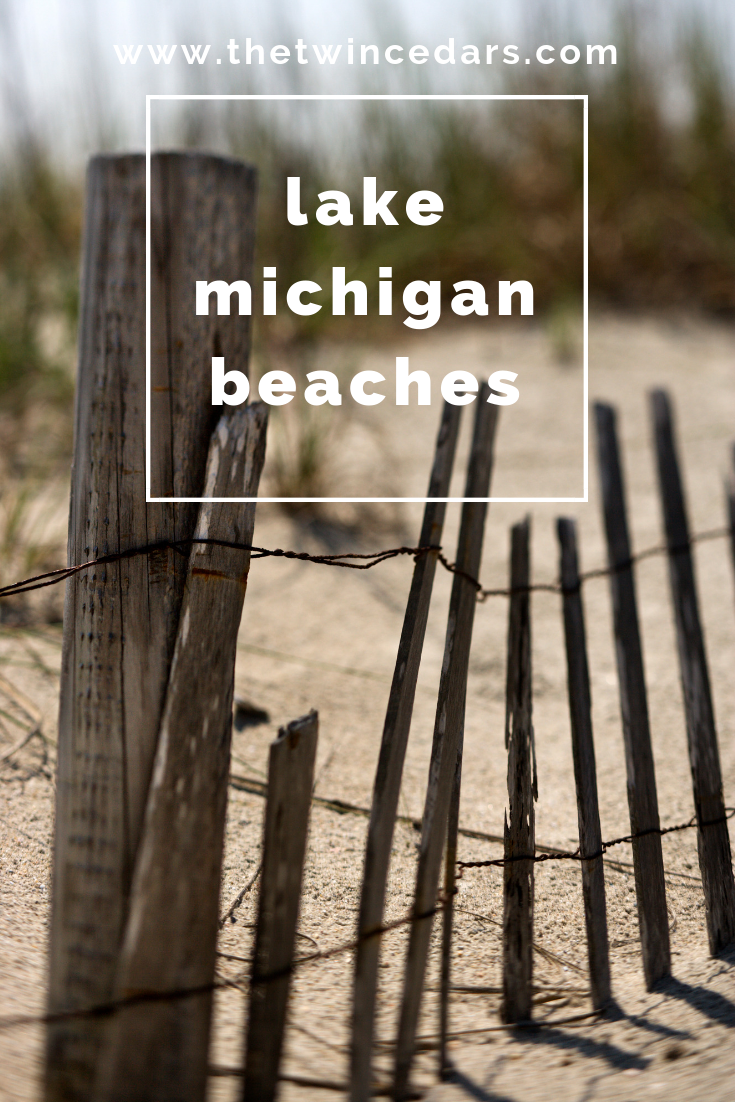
[0,6,732,518]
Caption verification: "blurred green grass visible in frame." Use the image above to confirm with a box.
[0,152,77,466]
[0,11,733,466]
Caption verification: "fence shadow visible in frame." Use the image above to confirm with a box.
[656,973,735,1030]
[506,1023,649,1072]
[440,1068,517,1102]
[603,999,691,1041]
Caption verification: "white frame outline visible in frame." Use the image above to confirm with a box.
[145,93,588,504]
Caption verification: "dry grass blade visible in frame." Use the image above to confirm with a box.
[219,864,262,928]
[433,983,589,999]
[0,721,41,764]
[454,906,587,975]
[374,1010,604,1054]
[208,1066,410,1096]
[0,670,42,723]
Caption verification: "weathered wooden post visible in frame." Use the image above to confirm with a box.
[46,152,257,1101]
[501,517,536,1024]
[594,402,670,990]
[438,719,463,1077]
[393,391,499,1102]
[95,405,269,1101]
[243,712,319,1102]
[650,390,735,954]
[557,517,611,1010]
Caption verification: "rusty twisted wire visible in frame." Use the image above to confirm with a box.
[0,804,730,1035]
[0,525,731,604]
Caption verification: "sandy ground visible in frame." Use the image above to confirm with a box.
[1,313,735,1101]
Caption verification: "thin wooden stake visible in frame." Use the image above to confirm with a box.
[393,391,499,1102]
[594,402,670,989]
[557,517,611,1010]
[438,716,463,1078]
[727,444,735,594]
[93,405,268,1101]
[242,712,319,1102]
[46,153,257,1102]
[350,402,461,1102]
[502,517,536,1024]
[650,389,735,954]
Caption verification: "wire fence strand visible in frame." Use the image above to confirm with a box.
[2,528,733,1034]
[457,809,735,871]
[0,805,729,1035]
[0,525,732,604]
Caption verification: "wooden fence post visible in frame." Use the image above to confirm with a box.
[594,402,670,990]
[46,152,257,1102]
[650,390,735,954]
[94,405,269,1101]
[438,715,463,1078]
[243,712,319,1102]
[502,517,536,1024]
[393,391,499,1102]
[350,402,461,1102]
[557,517,611,1010]
[727,444,735,596]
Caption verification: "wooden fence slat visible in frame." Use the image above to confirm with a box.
[557,517,612,1011]
[438,714,463,1078]
[594,402,670,989]
[393,391,499,1102]
[93,405,268,1101]
[46,153,257,1102]
[243,711,319,1102]
[650,389,735,954]
[350,402,461,1102]
[727,444,735,594]
[502,517,536,1024]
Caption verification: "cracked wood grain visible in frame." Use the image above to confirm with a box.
[46,152,257,1102]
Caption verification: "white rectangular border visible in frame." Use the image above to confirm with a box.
[146,94,588,504]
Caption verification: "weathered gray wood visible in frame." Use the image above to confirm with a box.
[650,389,735,954]
[243,712,319,1102]
[439,722,463,1078]
[393,390,499,1102]
[350,402,461,1102]
[94,404,268,1102]
[557,517,612,1010]
[149,152,257,499]
[502,517,535,1024]
[594,402,670,989]
[46,152,257,1102]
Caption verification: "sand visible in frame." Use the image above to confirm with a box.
[1,312,734,1101]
